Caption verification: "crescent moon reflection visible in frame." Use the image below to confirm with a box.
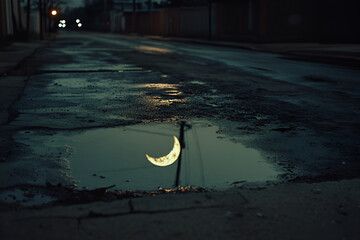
[146,136,181,167]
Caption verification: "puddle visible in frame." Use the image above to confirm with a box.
[14,120,281,191]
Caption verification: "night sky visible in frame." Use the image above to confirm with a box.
[61,0,85,9]
[61,0,164,9]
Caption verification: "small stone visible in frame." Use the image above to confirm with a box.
[9,194,16,200]
[24,193,35,198]
[256,212,264,218]
[224,211,233,218]
[231,180,246,185]
[312,188,322,194]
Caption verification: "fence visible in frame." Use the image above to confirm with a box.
[111,0,360,43]
[119,7,210,38]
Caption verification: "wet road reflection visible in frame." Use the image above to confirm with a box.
[135,45,174,54]
[14,120,281,190]
[145,136,181,167]
[138,83,186,107]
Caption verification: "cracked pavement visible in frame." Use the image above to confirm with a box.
[0,31,359,239]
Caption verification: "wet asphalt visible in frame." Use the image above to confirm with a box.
[1,31,359,195]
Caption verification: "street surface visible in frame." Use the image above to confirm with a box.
[1,31,360,188]
[0,31,360,240]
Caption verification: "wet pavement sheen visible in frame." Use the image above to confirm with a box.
[2,31,359,197]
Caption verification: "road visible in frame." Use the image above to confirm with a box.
[1,31,359,197]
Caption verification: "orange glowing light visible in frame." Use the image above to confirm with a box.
[135,46,173,54]
[51,10,57,16]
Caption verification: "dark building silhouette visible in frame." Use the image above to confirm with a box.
[213,0,360,43]
[88,0,360,43]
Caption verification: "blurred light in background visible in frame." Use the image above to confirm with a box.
[58,20,66,28]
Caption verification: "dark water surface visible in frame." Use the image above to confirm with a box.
[13,120,281,191]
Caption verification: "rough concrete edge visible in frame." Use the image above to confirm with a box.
[0,39,54,126]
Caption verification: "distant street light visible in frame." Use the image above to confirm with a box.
[58,20,66,28]
[50,9,59,33]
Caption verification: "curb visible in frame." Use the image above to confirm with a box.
[0,40,51,126]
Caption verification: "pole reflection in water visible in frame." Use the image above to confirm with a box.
[144,120,193,187]
[175,121,192,187]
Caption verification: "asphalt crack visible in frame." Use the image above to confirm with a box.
[15,205,221,224]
